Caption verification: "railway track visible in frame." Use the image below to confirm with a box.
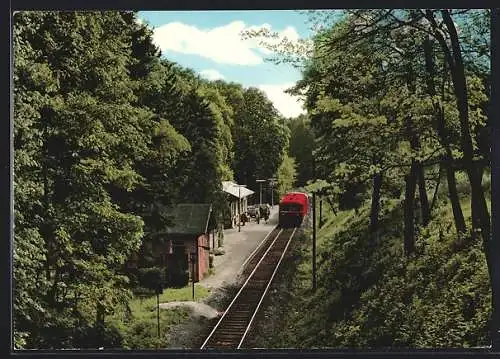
[200,226,297,349]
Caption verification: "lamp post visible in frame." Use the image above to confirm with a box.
[190,251,196,300]
[256,179,266,206]
[268,178,276,207]
[235,184,247,232]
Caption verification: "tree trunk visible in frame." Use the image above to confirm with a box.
[404,165,417,256]
[405,112,427,229]
[444,151,467,233]
[370,172,382,235]
[43,166,52,282]
[469,168,490,237]
[96,300,106,347]
[487,8,499,349]
[401,59,422,252]
[326,197,338,216]
[404,116,418,256]
[429,162,442,214]
[401,59,420,256]
[47,266,60,307]
[422,34,466,233]
[425,8,493,346]
[440,10,490,240]
[417,165,430,226]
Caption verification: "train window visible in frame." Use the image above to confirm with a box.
[280,203,302,212]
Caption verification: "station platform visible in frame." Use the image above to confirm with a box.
[199,205,279,289]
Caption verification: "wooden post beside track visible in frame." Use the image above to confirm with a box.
[319,198,323,228]
[191,250,196,301]
[312,158,317,292]
[312,191,317,291]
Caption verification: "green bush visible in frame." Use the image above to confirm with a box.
[122,319,164,349]
[138,267,165,294]
[167,269,189,288]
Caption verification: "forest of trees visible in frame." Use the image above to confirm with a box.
[243,9,495,347]
[13,11,294,349]
[290,9,491,252]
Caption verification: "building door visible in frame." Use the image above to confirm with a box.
[167,244,188,287]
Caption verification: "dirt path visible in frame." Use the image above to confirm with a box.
[159,301,221,320]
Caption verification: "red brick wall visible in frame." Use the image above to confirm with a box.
[197,234,209,281]
[183,234,209,281]
[140,234,210,282]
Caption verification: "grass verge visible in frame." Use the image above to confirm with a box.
[107,284,210,349]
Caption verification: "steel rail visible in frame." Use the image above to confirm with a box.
[200,227,284,349]
[236,225,279,276]
[237,227,297,348]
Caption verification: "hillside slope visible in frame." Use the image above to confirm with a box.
[249,176,492,348]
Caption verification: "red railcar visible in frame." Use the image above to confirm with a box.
[279,192,309,227]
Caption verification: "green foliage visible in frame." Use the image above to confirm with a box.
[138,267,165,294]
[287,114,315,187]
[260,182,491,348]
[276,155,298,197]
[107,285,209,349]
[13,11,151,348]
[232,87,289,191]
[13,10,289,348]
[120,308,190,349]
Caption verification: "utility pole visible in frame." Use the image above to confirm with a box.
[312,158,317,291]
[256,179,265,206]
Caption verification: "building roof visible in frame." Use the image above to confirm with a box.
[222,181,255,198]
[164,203,213,236]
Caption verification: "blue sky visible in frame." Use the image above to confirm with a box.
[137,10,318,117]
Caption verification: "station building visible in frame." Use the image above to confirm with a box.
[222,181,255,228]
[126,182,255,285]
[161,203,217,282]
[125,204,216,283]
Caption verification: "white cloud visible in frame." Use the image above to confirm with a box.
[151,21,302,66]
[199,69,225,81]
[258,83,305,118]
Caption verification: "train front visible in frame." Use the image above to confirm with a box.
[278,193,307,228]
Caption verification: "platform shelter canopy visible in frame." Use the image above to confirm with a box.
[222,181,255,198]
